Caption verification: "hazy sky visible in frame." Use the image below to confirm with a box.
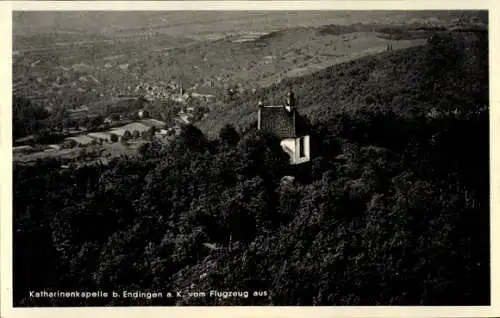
[13,11,485,37]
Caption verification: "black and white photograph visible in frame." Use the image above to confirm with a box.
[7,5,491,309]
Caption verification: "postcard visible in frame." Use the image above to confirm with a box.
[1,1,497,318]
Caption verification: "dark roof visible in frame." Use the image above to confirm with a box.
[258,106,309,138]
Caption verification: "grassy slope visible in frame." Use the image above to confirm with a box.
[196,30,488,138]
[145,25,428,88]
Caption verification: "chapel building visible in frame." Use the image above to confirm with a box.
[257,90,311,165]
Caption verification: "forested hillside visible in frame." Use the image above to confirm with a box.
[198,30,488,137]
[13,29,489,306]
[13,96,50,139]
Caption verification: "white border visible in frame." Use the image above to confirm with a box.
[1,2,498,318]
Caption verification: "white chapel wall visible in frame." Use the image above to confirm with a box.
[280,138,296,163]
[280,136,310,165]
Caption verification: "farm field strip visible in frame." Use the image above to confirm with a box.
[280,37,427,81]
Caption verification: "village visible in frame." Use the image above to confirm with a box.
[13,81,216,167]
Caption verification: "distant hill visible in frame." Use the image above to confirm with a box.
[144,25,429,90]
[196,29,488,137]
[14,11,487,115]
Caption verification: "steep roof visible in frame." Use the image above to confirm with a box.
[258,106,309,138]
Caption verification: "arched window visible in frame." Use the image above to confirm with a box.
[299,137,305,158]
